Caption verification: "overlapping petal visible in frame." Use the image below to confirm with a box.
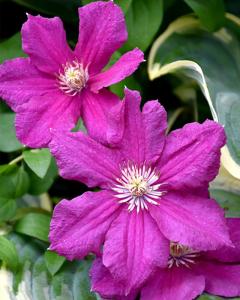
[22,15,74,73]
[158,120,226,192]
[90,258,137,300]
[49,190,120,260]
[49,129,121,188]
[206,218,240,263]
[197,261,240,297]
[15,91,81,148]
[89,48,144,92]
[103,209,169,294]
[141,267,205,300]
[0,58,55,110]
[150,191,231,251]
[75,1,127,74]
[81,89,123,145]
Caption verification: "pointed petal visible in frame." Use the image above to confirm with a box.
[150,192,231,251]
[118,89,167,164]
[75,1,127,74]
[22,14,74,73]
[49,129,121,188]
[158,120,226,191]
[81,89,124,145]
[89,48,144,92]
[206,218,240,263]
[141,267,205,300]
[49,190,120,260]
[103,210,169,294]
[0,58,55,110]
[197,261,240,297]
[90,258,137,300]
[15,91,81,148]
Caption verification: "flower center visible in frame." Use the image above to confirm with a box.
[168,242,199,268]
[58,61,89,96]
[112,163,165,213]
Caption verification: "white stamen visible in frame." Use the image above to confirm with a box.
[168,242,199,269]
[112,163,165,213]
[58,61,89,96]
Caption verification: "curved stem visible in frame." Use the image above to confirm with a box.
[9,154,23,165]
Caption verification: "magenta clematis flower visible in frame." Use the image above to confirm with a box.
[90,218,240,300]
[0,1,144,147]
[49,88,231,294]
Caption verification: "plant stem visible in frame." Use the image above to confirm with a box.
[9,155,23,165]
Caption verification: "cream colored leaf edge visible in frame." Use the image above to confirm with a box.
[148,14,240,180]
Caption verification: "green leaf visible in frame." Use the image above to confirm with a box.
[184,0,225,31]
[1,233,97,300]
[0,165,29,199]
[0,33,25,63]
[0,236,19,271]
[0,113,22,152]
[122,0,163,52]
[27,158,58,195]
[148,14,240,179]
[110,75,142,98]
[114,0,133,14]
[44,251,65,276]
[199,294,240,299]
[15,213,51,242]
[0,198,17,222]
[23,149,51,178]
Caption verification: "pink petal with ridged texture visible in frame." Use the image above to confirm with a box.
[158,120,226,192]
[89,48,144,92]
[90,258,137,300]
[81,89,124,145]
[22,14,74,73]
[141,267,205,300]
[49,130,121,188]
[205,218,240,263]
[118,89,167,164]
[49,191,120,260]
[197,261,240,297]
[103,210,169,295]
[75,1,127,74]
[15,91,81,148]
[142,99,167,164]
[0,58,56,111]
[150,191,231,251]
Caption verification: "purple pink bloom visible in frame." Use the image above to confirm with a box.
[91,218,240,300]
[0,1,143,147]
[49,88,231,295]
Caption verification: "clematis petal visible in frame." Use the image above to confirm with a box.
[150,191,231,251]
[81,88,124,145]
[15,91,81,148]
[90,258,137,300]
[0,58,56,111]
[49,129,121,188]
[75,1,127,74]
[206,218,240,263]
[49,190,120,260]
[197,261,240,297]
[22,14,74,73]
[103,209,169,294]
[141,267,205,300]
[158,120,226,192]
[119,89,167,164]
[89,48,144,92]
[142,99,167,164]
